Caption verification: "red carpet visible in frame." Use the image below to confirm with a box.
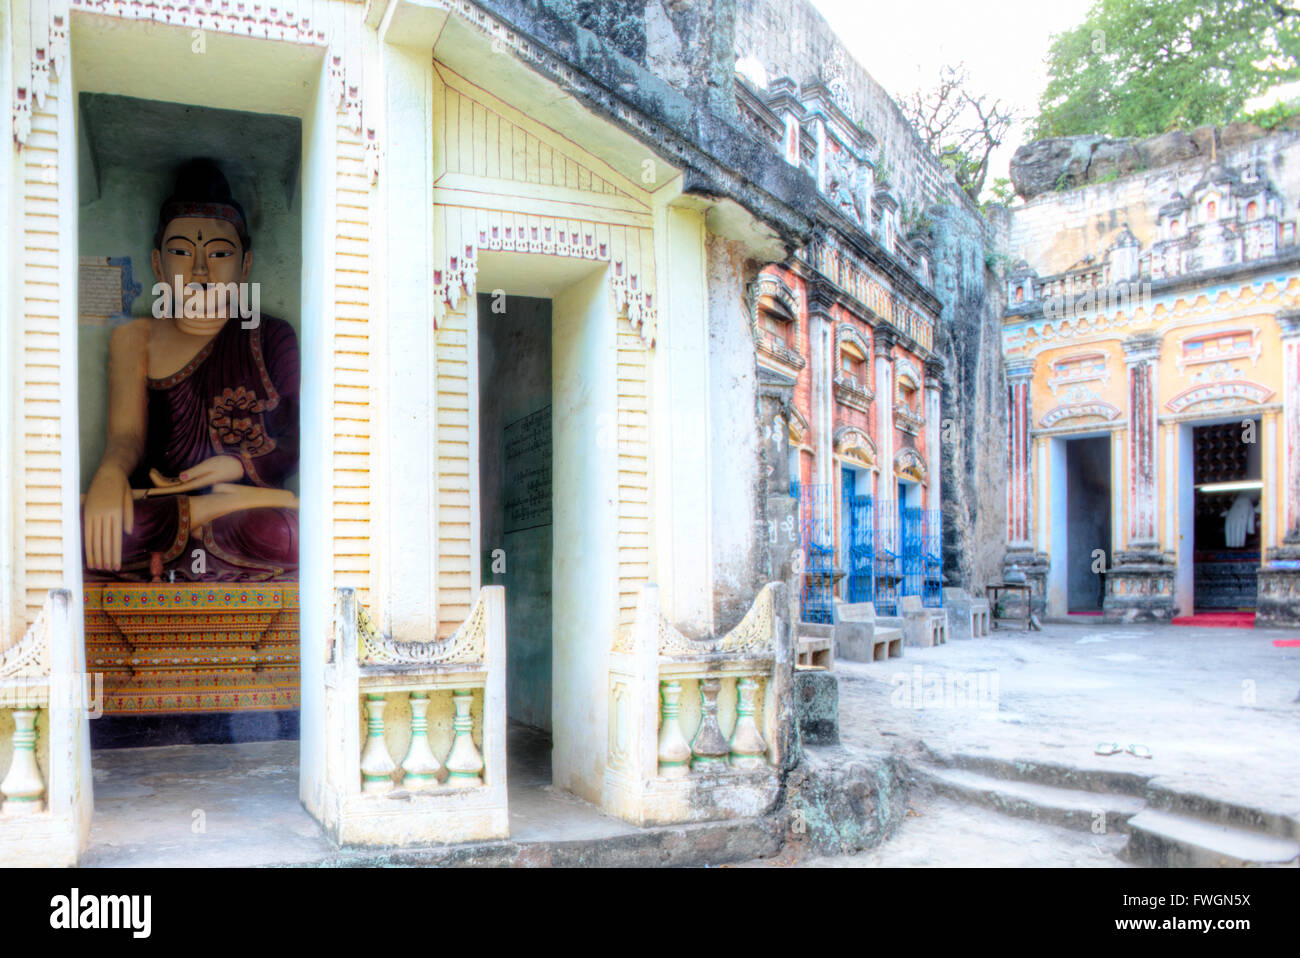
[1171,612,1256,628]
[1274,640,1300,647]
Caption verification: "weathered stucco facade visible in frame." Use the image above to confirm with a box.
[0,0,844,863]
[1001,130,1300,625]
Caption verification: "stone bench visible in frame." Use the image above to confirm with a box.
[942,588,991,640]
[880,596,948,648]
[831,602,903,662]
[797,622,835,670]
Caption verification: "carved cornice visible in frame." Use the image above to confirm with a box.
[894,406,925,435]
[833,376,874,412]
[1005,358,1035,382]
[806,277,837,319]
[1122,332,1161,365]
[872,324,899,353]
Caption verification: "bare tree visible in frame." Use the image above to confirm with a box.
[900,64,1014,202]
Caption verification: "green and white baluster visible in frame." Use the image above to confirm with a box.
[401,691,441,789]
[656,680,691,779]
[444,689,483,786]
[1,707,45,814]
[690,678,730,769]
[728,677,767,769]
[359,693,396,794]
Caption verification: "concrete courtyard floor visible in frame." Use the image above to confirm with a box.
[78,619,1300,867]
[746,616,1300,867]
[838,618,1300,814]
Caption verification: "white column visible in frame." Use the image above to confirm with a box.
[1122,334,1161,549]
[652,205,713,634]
[377,37,438,636]
[1037,437,1049,555]
[924,358,943,511]
[874,328,897,501]
[1005,358,1034,549]
[1280,312,1300,543]
[807,283,836,496]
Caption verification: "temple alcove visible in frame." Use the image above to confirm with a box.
[77,93,302,496]
[77,94,304,742]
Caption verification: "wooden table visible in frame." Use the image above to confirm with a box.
[986,582,1039,632]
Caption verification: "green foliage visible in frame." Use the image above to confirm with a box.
[1240,98,1300,130]
[979,177,1015,215]
[900,201,932,237]
[875,146,893,187]
[1033,0,1300,139]
[984,248,1012,274]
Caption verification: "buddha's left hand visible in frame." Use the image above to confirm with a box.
[147,455,244,495]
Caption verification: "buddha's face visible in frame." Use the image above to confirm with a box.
[151,216,252,318]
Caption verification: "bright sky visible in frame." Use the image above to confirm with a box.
[809,0,1095,192]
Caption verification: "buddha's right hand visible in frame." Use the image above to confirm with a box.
[83,466,134,571]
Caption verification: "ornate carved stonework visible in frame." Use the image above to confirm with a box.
[833,375,873,412]
[1103,551,1176,623]
[657,584,776,657]
[0,606,51,680]
[1165,380,1273,414]
[894,447,927,483]
[358,591,487,667]
[1257,545,1300,628]
[18,1,372,153]
[833,425,875,468]
[434,211,657,346]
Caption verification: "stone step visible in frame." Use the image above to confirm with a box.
[926,749,1154,797]
[916,765,1145,834]
[935,751,1300,844]
[1144,782,1300,841]
[1122,809,1300,868]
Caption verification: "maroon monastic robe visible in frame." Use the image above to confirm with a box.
[84,315,299,582]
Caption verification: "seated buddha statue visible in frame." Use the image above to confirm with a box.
[82,158,299,582]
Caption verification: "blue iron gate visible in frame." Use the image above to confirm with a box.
[844,494,875,605]
[798,483,835,624]
[838,498,942,615]
[922,508,943,608]
[874,500,902,615]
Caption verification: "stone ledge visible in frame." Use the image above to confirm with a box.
[299,815,784,868]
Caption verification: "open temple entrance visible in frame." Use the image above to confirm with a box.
[76,94,303,749]
[477,293,555,789]
[1191,420,1262,612]
[1060,436,1112,614]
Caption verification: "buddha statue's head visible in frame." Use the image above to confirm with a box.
[151,158,253,321]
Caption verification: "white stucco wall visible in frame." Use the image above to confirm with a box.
[551,269,617,803]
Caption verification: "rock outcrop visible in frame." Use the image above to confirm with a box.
[1011,119,1300,199]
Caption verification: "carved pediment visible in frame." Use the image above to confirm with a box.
[1165,381,1273,414]
[1039,401,1122,428]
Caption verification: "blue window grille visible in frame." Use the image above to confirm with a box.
[798,483,835,624]
[843,494,875,605]
[873,500,902,616]
[922,508,943,608]
[840,498,942,616]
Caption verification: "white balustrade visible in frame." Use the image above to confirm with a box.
[1,707,45,815]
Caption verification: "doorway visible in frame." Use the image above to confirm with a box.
[1059,436,1112,614]
[840,465,872,604]
[1191,420,1262,611]
[477,293,554,788]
